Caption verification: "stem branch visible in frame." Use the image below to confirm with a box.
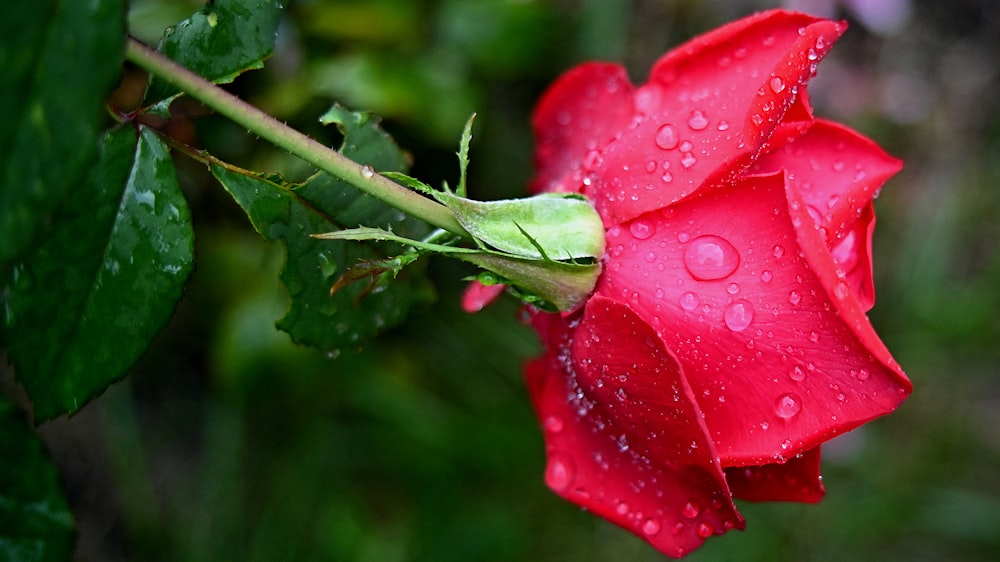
[124,37,467,236]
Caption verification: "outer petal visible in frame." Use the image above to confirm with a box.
[531,63,636,194]
[753,119,901,310]
[461,281,506,313]
[597,172,911,466]
[725,446,825,503]
[589,10,844,225]
[527,297,744,559]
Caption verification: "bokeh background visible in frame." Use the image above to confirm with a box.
[28,0,1000,560]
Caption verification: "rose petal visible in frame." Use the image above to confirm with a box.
[753,120,900,310]
[526,297,744,558]
[460,281,506,313]
[725,446,825,503]
[597,172,911,465]
[589,11,845,225]
[531,63,636,194]
[753,119,901,245]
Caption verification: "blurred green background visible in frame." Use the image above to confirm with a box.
[22,0,1000,560]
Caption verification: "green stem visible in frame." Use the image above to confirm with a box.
[124,37,467,236]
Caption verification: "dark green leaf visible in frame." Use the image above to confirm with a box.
[0,0,124,267]
[0,396,74,562]
[144,0,284,104]
[214,106,432,351]
[1,126,194,421]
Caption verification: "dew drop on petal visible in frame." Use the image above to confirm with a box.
[680,291,700,311]
[655,124,680,150]
[790,365,806,382]
[545,456,575,492]
[769,76,786,94]
[681,152,698,168]
[682,501,700,518]
[774,393,802,420]
[696,522,715,539]
[724,300,754,332]
[683,235,740,280]
[788,290,802,305]
[772,245,785,259]
[629,219,655,240]
[687,110,709,131]
[642,518,662,536]
[544,416,564,433]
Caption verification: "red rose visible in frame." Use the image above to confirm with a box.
[524,9,912,558]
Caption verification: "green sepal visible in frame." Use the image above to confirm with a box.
[433,191,605,261]
[313,227,601,311]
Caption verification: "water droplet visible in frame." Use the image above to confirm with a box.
[546,456,575,492]
[615,387,628,402]
[687,110,709,130]
[642,518,662,536]
[769,76,786,94]
[655,124,679,150]
[834,281,850,300]
[724,300,754,332]
[682,501,700,518]
[544,416,564,433]
[661,171,673,183]
[696,522,715,538]
[772,245,785,258]
[726,282,740,295]
[751,113,764,126]
[680,292,699,311]
[645,160,657,173]
[790,366,806,381]
[717,120,730,131]
[680,152,697,168]
[683,235,740,280]
[629,219,655,240]
[787,290,802,305]
[856,368,870,381]
[360,164,376,178]
[760,270,773,283]
[616,501,630,515]
[774,393,802,419]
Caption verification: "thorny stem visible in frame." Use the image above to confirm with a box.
[124,37,468,236]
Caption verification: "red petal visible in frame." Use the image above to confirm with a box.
[597,173,911,466]
[526,298,744,558]
[590,10,845,225]
[531,63,635,194]
[460,281,506,313]
[752,120,901,310]
[725,446,825,503]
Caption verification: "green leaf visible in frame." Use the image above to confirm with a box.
[0,0,124,267]
[214,106,432,351]
[1,126,195,421]
[144,0,283,105]
[0,396,74,562]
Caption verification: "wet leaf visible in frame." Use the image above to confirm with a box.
[1,126,195,421]
[214,106,431,351]
[0,396,74,562]
[145,0,283,104]
[0,0,124,266]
